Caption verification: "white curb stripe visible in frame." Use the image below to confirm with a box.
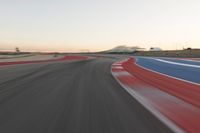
[111,65,185,133]
[154,58,200,68]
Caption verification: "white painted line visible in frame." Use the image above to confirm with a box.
[112,71,132,77]
[113,64,121,66]
[126,87,185,133]
[135,58,200,86]
[113,64,122,66]
[113,66,123,69]
[154,58,200,68]
[178,59,200,63]
[111,68,185,133]
[113,63,122,65]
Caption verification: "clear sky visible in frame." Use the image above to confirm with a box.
[0,0,200,52]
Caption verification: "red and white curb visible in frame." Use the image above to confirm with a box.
[111,58,200,133]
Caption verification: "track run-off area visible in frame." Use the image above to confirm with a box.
[0,54,199,133]
[112,56,200,133]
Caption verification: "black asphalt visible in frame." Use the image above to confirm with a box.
[0,57,172,133]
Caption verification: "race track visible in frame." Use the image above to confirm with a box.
[0,57,172,133]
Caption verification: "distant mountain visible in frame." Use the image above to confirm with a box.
[104,45,144,53]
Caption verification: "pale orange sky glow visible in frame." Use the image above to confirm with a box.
[1,0,200,52]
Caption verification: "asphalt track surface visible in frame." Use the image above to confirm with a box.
[0,57,172,133]
[136,57,200,84]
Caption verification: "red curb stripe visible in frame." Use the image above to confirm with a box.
[112,58,200,133]
[123,58,200,108]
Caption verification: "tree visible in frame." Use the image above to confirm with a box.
[15,47,20,53]
[186,47,192,55]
